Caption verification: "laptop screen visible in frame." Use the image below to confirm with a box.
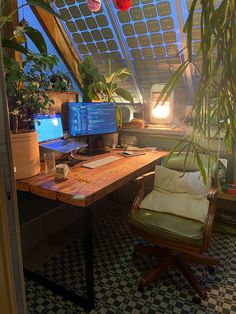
[34,113,64,143]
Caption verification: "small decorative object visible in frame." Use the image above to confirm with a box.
[115,0,132,11]
[55,164,70,181]
[87,0,101,12]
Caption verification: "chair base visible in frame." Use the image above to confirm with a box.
[135,245,219,300]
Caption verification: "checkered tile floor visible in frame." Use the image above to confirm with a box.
[25,206,236,313]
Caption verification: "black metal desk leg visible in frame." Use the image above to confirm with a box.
[24,206,95,312]
[84,206,95,310]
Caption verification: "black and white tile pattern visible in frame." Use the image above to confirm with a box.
[25,207,236,313]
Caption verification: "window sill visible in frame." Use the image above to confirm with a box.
[120,124,189,137]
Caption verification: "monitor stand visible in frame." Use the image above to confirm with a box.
[80,135,110,156]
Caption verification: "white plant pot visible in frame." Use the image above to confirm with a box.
[11,131,40,179]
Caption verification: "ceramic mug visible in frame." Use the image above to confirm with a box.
[55,163,70,180]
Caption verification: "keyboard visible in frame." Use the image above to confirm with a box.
[83,156,121,168]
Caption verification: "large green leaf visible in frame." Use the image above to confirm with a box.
[25,0,68,21]
[105,73,116,85]
[23,26,47,53]
[115,87,133,103]
[154,60,189,107]
[2,39,29,54]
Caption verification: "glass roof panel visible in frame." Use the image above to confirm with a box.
[51,0,192,104]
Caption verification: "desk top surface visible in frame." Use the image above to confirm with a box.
[16,150,167,207]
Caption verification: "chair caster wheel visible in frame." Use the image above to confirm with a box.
[208,265,215,274]
[138,283,144,293]
[192,296,201,304]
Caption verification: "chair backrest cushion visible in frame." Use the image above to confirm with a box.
[140,165,211,223]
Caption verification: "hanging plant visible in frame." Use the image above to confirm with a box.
[155,0,236,182]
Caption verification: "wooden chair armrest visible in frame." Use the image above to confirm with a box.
[132,171,155,185]
[203,186,219,250]
[207,186,219,201]
[131,171,155,214]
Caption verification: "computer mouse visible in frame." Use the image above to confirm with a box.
[122,151,134,155]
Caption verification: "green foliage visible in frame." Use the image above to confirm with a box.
[78,57,133,128]
[2,19,49,55]
[77,56,104,101]
[96,59,134,103]
[0,0,67,30]
[155,0,236,181]
[47,71,74,92]
[1,0,70,132]
[0,0,67,54]
[78,57,134,105]
[4,53,59,132]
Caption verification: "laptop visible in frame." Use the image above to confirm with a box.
[34,113,87,153]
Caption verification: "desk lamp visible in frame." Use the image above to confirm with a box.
[150,83,174,125]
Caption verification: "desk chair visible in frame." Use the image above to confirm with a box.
[129,152,220,301]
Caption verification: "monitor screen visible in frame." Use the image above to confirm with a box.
[68,102,117,137]
[34,113,64,143]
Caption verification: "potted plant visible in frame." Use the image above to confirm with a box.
[93,58,133,129]
[3,52,59,179]
[1,0,67,179]
[78,57,134,147]
[78,57,133,124]
[155,0,236,183]
[5,53,58,132]
[77,56,104,102]
[45,70,79,130]
[91,59,133,101]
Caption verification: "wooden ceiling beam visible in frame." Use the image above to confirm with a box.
[31,6,82,87]
[1,0,21,61]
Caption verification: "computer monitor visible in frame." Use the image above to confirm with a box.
[68,102,117,155]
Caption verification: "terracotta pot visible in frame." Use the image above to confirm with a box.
[11,131,40,179]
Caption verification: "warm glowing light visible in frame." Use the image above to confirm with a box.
[152,101,170,119]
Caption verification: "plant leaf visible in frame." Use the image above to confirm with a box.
[154,60,189,107]
[115,87,133,103]
[26,0,68,21]
[2,39,29,54]
[23,26,47,53]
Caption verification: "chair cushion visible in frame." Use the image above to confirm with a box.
[139,166,210,223]
[154,165,210,195]
[130,209,204,246]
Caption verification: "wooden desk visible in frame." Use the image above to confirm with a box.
[17,150,167,310]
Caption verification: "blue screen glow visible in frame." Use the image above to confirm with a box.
[34,113,64,142]
[69,102,117,137]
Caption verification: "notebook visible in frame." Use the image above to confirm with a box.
[34,113,87,153]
